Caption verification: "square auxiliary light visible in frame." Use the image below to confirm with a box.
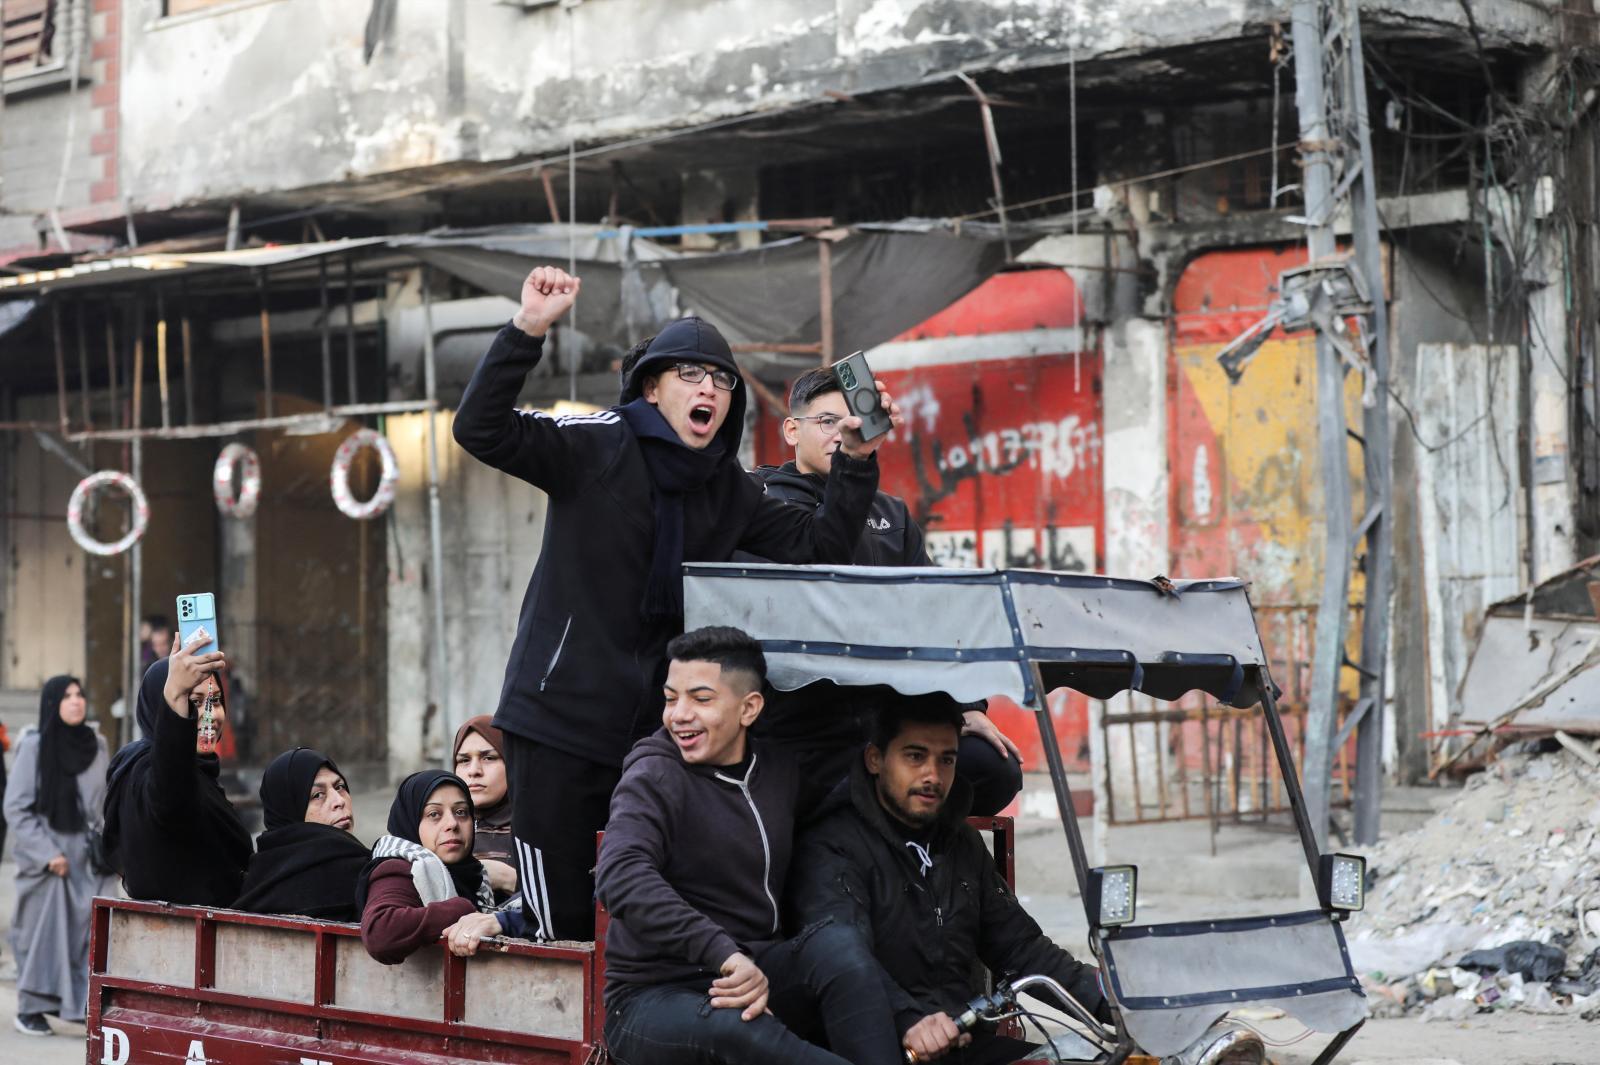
[1087,865,1137,928]
[1318,853,1366,912]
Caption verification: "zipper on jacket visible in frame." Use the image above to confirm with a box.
[540,616,573,692]
[935,905,944,927]
[715,755,779,934]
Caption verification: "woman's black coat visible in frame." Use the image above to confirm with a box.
[103,660,253,907]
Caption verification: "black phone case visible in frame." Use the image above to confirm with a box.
[832,353,893,441]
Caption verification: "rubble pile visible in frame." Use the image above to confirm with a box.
[1348,746,1600,1021]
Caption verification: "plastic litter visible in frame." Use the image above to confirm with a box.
[1459,941,1568,983]
[1349,747,1600,1017]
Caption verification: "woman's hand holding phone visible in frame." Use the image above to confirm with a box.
[163,629,225,717]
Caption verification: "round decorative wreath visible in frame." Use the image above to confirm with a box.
[212,442,262,519]
[329,428,398,520]
[66,471,150,556]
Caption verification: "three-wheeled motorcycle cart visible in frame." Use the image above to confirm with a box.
[85,564,1368,1065]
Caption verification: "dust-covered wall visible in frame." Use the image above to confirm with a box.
[115,0,1559,215]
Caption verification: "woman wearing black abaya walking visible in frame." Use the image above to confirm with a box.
[3,676,117,1036]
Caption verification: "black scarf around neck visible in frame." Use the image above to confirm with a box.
[617,397,726,620]
[36,675,98,834]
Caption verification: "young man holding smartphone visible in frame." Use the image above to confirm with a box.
[452,267,905,941]
[746,368,1025,816]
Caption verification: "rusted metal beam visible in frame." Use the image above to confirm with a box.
[319,256,333,412]
[64,400,436,443]
[256,268,274,418]
[131,301,145,431]
[75,305,92,433]
[818,239,835,366]
[540,167,562,223]
[156,289,171,429]
[104,308,119,429]
[180,289,195,425]
[344,253,359,404]
[731,362,786,419]
[50,298,69,434]
[729,342,821,355]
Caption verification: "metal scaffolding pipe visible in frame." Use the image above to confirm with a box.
[156,290,171,429]
[62,400,436,443]
[420,270,453,741]
[257,269,275,418]
[50,299,69,434]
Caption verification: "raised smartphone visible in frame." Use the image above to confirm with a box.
[176,592,220,655]
[831,350,893,441]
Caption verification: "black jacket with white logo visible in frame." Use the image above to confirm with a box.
[452,324,880,766]
[753,461,931,567]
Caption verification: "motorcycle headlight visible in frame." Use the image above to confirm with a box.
[1087,865,1137,927]
[1318,853,1366,911]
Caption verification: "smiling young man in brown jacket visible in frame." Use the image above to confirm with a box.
[596,626,902,1065]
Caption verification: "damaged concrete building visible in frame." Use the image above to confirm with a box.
[1,0,1596,815]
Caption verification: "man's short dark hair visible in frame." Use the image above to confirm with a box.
[666,626,767,693]
[868,693,965,753]
[144,613,170,630]
[788,367,841,414]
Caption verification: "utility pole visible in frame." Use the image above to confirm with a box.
[1224,1,1393,847]
[1289,0,1353,850]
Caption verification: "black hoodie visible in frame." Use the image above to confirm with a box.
[595,730,798,1002]
[788,761,1104,1036]
[453,319,880,766]
[753,460,930,567]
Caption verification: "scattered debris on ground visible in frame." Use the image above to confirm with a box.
[1347,744,1600,1020]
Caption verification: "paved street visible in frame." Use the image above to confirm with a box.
[1,779,1593,1064]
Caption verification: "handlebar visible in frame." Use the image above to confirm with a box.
[902,973,1120,1063]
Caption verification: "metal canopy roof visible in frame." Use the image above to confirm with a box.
[0,237,393,295]
[681,563,1272,708]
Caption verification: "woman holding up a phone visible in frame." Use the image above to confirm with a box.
[102,632,253,907]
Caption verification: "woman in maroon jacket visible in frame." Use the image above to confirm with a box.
[355,770,513,964]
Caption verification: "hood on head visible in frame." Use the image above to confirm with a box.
[619,316,747,455]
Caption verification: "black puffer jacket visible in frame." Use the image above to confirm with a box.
[754,461,930,566]
[789,761,1104,1035]
[596,732,798,1000]
[453,323,880,766]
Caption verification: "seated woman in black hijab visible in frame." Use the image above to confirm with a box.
[103,636,253,907]
[234,748,371,921]
[356,770,529,964]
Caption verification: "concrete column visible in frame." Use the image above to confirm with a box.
[1097,317,1172,856]
[1527,222,1579,582]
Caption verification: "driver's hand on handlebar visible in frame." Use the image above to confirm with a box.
[711,951,769,1021]
[903,1012,971,1061]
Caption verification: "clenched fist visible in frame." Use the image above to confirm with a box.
[512,266,581,338]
